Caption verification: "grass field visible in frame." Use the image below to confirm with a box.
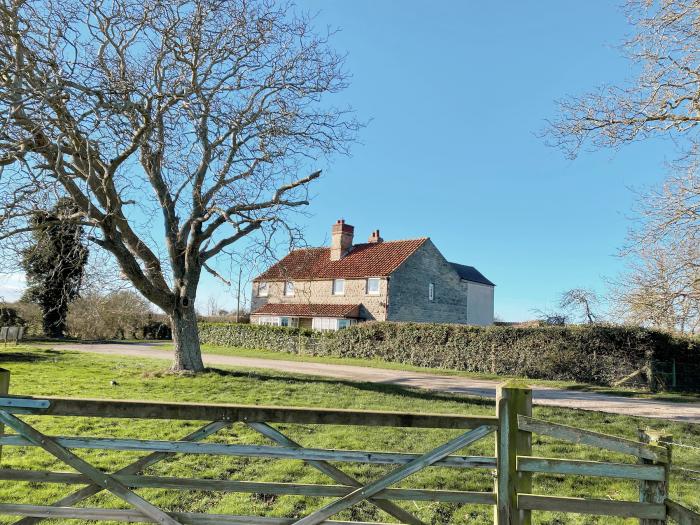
[0,346,698,524]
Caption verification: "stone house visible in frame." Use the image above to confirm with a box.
[250,219,495,330]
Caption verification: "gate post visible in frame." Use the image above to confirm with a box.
[494,382,532,525]
[639,429,671,525]
[0,368,9,463]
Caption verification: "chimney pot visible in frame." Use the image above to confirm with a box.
[368,229,383,243]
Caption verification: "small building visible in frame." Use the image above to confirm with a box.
[250,220,495,330]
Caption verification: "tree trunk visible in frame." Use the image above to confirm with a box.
[170,306,204,372]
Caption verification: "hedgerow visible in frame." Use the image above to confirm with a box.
[198,322,699,390]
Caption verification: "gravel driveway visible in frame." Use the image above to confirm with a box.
[50,342,700,424]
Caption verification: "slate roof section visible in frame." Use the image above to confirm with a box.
[252,303,362,318]
[253,238,428,281]
[450,262,495,286]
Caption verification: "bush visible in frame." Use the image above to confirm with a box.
[0,302,42,336]
[67,291,153,340]
[0,307,24,327]
[198,322,700,390]
[142,321,172,340]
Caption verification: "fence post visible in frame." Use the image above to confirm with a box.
[639,429,672,525]
[0,368,9,463]
[495,382,532,525]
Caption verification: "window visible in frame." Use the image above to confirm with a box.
[312,317,337,331]
[257,282,269,297]
[257,315,279,326]
[313,317,354,331]
[366,278,380,295]
[284,281,295,296]
[332,279,345,295]
[280,317,298,328]
[429,282,435,302]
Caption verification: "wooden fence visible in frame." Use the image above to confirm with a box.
[0,368,697,524]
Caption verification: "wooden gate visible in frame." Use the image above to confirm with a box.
[0,369,697,524]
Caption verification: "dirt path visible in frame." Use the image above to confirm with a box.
[50,342,700,424]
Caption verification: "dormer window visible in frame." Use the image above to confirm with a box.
[257,282,269,297]
[332,279,345,295]
[284,281,295,297]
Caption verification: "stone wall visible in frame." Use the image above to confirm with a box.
[388,240,474,324]
[251,278,388,320]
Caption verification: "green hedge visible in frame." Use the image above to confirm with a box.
[198,322,700,390]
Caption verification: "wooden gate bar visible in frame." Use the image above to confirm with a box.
[13,420,230,525]
[0,505,395,525]
[248,422,425,525]
[0,396,497,429]
[0,410,183,525]
[0,434,496,468]
[0,468,497,504]
[293,425,496,525]
[518,415,668,462]
[666,499,700,525]
[518,494,666,519]
[517,456,665,481]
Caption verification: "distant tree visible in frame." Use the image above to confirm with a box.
[531,307,568,326]
[559,288,600,324]
[68,290,152,340]
[611,170,699,333]
[21,201,88,338]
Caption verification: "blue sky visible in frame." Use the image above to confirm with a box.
[0,2,675,321]
[198,1,671,321]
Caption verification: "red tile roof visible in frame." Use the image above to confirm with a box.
[252,303,362,318]
[254,239,428,281]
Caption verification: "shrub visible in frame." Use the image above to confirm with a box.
[198,321,699,390]
[67,291,153,340]
[142,321,172,340]
[0,302,42,336]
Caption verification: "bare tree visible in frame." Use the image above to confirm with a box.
[612,167,700,333]
[545,1,700,158]
[544,1,700,333]
[0,0,357,371]
[611,242,700,333]
[559,288,600,324]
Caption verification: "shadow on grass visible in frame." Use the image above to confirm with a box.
[201,367,496,408]
[0,349,62,363]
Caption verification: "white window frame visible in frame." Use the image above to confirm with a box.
[284,281,295,297]
[332,279,345,296]
[366,277,380,295]
[257,315,279,326]
[257,282,269,297]
[429,282,435,302]
[312,317,354,331]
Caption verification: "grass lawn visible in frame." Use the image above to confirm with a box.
[0,346,698,524]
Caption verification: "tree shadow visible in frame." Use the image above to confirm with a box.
[201,367,495,408]
[0,349,62,363]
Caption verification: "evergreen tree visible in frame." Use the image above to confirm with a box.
[21,200,88,338]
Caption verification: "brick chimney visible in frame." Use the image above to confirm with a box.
[330,219,354,260]
[368,229,383,243]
